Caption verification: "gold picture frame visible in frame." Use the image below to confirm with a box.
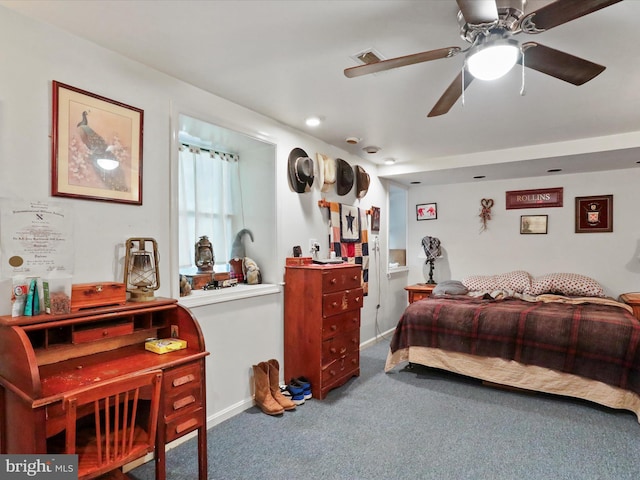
[51,81,143,204]
[520,215,548,234]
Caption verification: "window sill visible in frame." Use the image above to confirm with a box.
[178,283,281,308]
[387,266,409,277]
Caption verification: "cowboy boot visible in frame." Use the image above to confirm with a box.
[267,359,297,411]
[252,363,284,415]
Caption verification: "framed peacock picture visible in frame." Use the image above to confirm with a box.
[51,81,143,204]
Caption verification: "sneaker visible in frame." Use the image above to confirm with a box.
[279,385,292,399]
[295,377,312,400]
[286,381,305,405]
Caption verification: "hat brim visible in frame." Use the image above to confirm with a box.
[288,148,313,193]
[336,158,354,196]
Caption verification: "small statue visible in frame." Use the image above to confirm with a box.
[195,235,214,273]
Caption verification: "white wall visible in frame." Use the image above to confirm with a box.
[407,169,640,297]
[0,6,389,426]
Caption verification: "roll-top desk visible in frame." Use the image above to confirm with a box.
[0,298,209,480]
[284,264,363,399]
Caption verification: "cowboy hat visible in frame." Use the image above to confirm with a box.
[336,158,353,196]
[317,153,336,192]
[288,148,314,193]
[355,165,370,199]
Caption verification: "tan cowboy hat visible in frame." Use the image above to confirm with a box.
[355,165,370,199]
[317,153,336,192]
[336,158,353,196]
[288,148,314,193]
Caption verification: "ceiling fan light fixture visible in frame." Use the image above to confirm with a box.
[466,37,520,81]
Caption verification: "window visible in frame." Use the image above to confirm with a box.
[178,144,240,271]
[175,114,277,294]
[388,182,407,270]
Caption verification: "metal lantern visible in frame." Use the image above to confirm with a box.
[124,237,160,302]
[195,235,214,273]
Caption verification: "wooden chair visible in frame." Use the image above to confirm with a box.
[63,370,163,480]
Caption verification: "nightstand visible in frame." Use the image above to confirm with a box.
[619,292,640,320]
[405,283,436,304]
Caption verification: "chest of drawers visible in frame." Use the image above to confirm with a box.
[284,264,363,399]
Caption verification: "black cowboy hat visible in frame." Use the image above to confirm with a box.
[288,148,314,193]
[336,158,353,196]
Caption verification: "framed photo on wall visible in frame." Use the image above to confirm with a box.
[370,206,381,233]
[51,81,144,205]
[575,195,613,233]
[416,202,437,221]
[520,215,548,234]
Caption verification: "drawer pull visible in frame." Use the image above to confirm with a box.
[332,302,338,308]
[355,297,360,303]
[330,278,337,284]
[175,418,199,435]
[172,374,196,387]
[173,395,196,411]
[331,325,337,331]
[329,370,336,377]
[352,276,358,281]
[102,330,109,336]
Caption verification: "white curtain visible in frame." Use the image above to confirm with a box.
[178,145,240,271]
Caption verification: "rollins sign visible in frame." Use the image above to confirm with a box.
[505,187,563,210]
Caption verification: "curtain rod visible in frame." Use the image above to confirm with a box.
[180,142,238,158]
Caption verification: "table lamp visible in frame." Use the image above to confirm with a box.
[420,236,442,285]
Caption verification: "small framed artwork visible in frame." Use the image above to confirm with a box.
[520,215,548,234]
[370,206,381,233]
[416,203,437,221]
[51,81,144,205]
[575,195,613,233]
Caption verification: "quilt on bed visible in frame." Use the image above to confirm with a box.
[389,295,640,395]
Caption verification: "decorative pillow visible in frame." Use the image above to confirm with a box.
[462,270,531,294]
[525,273,605,297]
[432,280,468,296]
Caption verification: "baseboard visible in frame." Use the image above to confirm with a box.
[126,332,394,473]
[206,397,255,429]
[361,327,395,350]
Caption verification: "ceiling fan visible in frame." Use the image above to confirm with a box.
[344,0,622,117]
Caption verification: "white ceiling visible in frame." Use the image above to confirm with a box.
[2,0,640,186]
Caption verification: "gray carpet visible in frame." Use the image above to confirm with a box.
[130,339,640,480]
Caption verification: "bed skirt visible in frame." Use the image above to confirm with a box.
[385,346,640,423]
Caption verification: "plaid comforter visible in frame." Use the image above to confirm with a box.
[389,295,640,394]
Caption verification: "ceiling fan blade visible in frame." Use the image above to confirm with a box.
[520,0,622,33]
[520,42,605,85]
[344,47,461,78]
[427,70,474,117]
[456,0,498,24]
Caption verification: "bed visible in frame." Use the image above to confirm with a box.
[385,271,640,422]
